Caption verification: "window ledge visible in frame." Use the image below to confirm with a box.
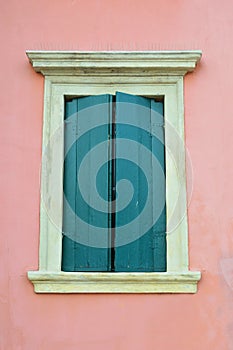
[28,271,201,293]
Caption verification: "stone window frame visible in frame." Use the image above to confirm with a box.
[27,51,201,293]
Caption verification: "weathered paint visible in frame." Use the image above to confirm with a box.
[1,0,233,349]
[62,95,112,271]
[63,92,166,272]
[115,92,166,272]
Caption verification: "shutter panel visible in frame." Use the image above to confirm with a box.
[114,92,166,272]
[62,95,112,271]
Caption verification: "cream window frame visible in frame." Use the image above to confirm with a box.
[27,51,202,293]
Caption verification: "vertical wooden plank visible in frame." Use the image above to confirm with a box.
[114,92,166,272]
[151,100,166,271]
[62,99,78,271]
[62,95,112,271]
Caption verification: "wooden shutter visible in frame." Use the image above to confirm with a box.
[114,92,166,272]
[62,92,166,272]
[62,95,113,271]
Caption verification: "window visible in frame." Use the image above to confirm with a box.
[62,92,166,273]
[27,51,202,293]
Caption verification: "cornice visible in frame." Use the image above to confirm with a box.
[26,50,202,76]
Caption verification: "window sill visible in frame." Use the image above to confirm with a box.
[28,270,201,293]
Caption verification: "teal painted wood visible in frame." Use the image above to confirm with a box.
[62,95,113,271]
[114,92,166,272]
[62,99,78,271]
[62,92,166,272]
[150,99,166,271]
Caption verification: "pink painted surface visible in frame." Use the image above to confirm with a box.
[1,0,233,349]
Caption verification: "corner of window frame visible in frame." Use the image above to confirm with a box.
[26,50,202,293]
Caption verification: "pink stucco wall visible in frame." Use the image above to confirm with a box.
[1,1,233,349]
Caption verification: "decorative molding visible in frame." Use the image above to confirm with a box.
[28,271,201,293]
[26,51,202,76]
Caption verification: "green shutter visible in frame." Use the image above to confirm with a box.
[62,95,113,271]
[114,92,166,272]
[62,92,166,272]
